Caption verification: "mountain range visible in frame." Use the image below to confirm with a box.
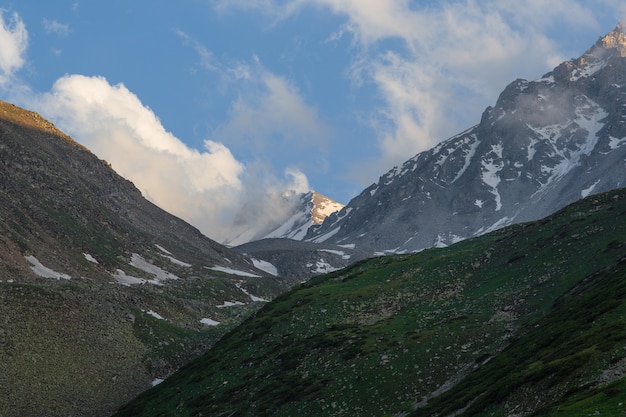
[116,186,626,417]
[297,23,626,254]
[1,22,626,417]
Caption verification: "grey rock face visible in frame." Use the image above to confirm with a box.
[306,24,626,254]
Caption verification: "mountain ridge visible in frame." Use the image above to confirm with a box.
[115,186,626,417]
[303,23,626,254]
[0,99,291,417]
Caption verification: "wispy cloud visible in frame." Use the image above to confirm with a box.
[214,57,330,157]
[42,18,71,36]
[176,30,217,71]
[214,0,619,184]
[0,10,28,86]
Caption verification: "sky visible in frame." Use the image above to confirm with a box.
[0,1,624,243]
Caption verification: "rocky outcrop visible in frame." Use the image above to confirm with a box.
[305,23,626,254]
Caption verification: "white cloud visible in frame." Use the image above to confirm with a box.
[27,74,308,243]
[213,57,330,157]
[0,10,28,85]
[42,18,71,36]
[308,0,605,176]
[214,0,619,183]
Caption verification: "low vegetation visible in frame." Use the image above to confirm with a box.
[116,188,626,416]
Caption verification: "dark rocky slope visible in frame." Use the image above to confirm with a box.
[0,100,290,417]
[306,23,626,254]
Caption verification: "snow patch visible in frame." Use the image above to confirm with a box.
[111,269,162,286]
[319,249,351,260]
[216,301,246,308]
[236,282,268,302]
[251,258,278,276]
[155,244,192,267]
[131,253,180,282]
[155,244,172,255]
[306,259,340,274]
[434,235,448,248]
[570,60,607,81]
[581,180,601,198]
[481,144,504,211]
[475,199,484,208]
[338,243,355,249]
[151,378,164,387]
[200,318,220,326]
[451,134,480,183]
[83,253,99,264]
[207,266,260,277]
[24,255,71,280]
[146,310,165,320]
[309,226,341,243]
[479,216,514,235]
[609,136,626,149]
[526,137,538,161]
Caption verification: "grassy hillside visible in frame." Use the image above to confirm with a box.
[116,188,626,417]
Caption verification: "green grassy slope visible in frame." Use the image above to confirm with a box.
[115,188,626,417]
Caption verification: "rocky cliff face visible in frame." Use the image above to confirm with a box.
[306,24,626,253]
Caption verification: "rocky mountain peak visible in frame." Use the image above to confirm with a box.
[595,22,626,56]
[304,23,626,254]
[310,191,344,225]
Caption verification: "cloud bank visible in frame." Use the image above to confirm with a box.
[28,74,311,243]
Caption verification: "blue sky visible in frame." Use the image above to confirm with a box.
[0,1,624,242]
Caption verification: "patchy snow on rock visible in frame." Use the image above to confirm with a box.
[570,60,608,81]
[155,244,172,255]
[207,266,260,277]
[131,253,180,281]
[251,258,278,276]
[155,245,192,267]
[111,269,161,286]
[319,249,351,260]
[216,301,246,308]
[309,226,341,243]
[434,235,448,248]
[609,136,626,149]
[481,146,504,211]
[479,216,515,235]
[236,282,268,302]
[581,180,601,198]
[24,255,71,280]
[83,253,99,264]
[338,243,355,249]
[200,318,220,326]
[146,310,165,320]
[307,259,340,274]
[451,133,480,183]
